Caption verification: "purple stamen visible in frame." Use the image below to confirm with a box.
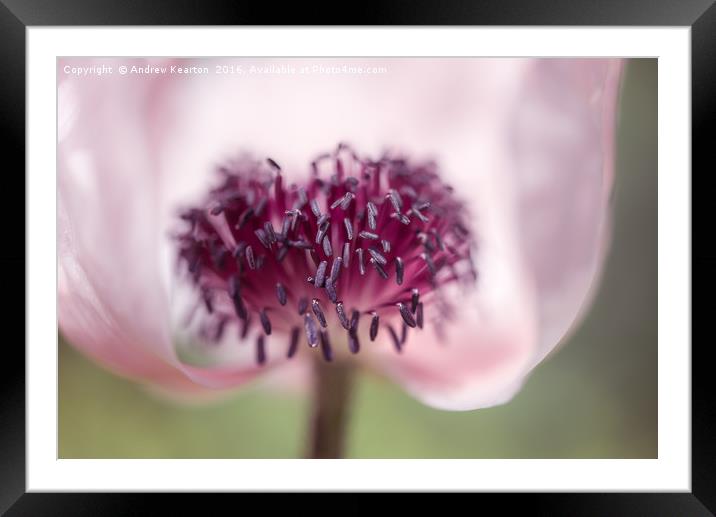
[319,330,333,362]
[175,146,475,360]
[256,335,267,365]
[398,302,417,328]
[312,298,327,328]
[342,242,351,268]
[336,302,350,330]
[343,217,354,240]
[315,261,328,288]
[276,282,287,306]
[330,257,343,283]
[359,230,379,240]
[387,325,402,353]
[259,309,272,335]
[370,312,380,341]
[287,327,300,358]
[304,314,318,347]
[325,278,338,303]
[297,296,308,316]
[395,257,404,285]
[245,245,256,270]
[322,235,333,257]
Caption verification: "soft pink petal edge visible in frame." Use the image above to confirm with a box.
[364,59,623,410]
[57,58,286,394]
[509,59,624,365]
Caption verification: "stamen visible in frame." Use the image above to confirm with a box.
[370,257,389,279]
[297,187,308,208]
[264,222,277,244]
[356,248,366,275]
[297,296,308,316]
[287,327,300,358]
[233,241,247,259]
[411,289,420,313]
[279,216,291,240]
[245,245,256,270]
[370,312,380,341]
[317,213,330,227]
[367,201,378,217]
[276,282,287,306]
[329,257,343,283]
[420,252,437,276]
[342,242,351,268]
[348,331,360,354]
[368,211,377,231]
[259,309,272,335]
[340,192,355,210]
[232,292,247,321]
[240,314,251,339]
[350,309,360,332]
[322,236,333,257]
[359,230,379,240]
[254,228,270,249]
[319,331,333,362]
[398,302,417,328]
[304,313,318,347]
[227,275,241,299]
[315,260,328,288]
[336,302,350,330]
[331,192,355,211]
[390,212,411,225]
[312,298,328,328]
[276,245,289,262]
[367,247,387,266]
[410,207,429,223]
[387,189,403,212]
[387,325,402,353]
[325,278,338,303]
[237,207,254,229]
[343,217,354,240]
[177,146,476,363]
[256,335,267,365]
[400,322,408,344]
[316,221,330,244]
[288,239,312,250]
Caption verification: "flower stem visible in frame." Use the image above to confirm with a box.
[306,358,355,459]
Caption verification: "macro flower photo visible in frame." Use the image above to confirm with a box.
[58,57,656,459]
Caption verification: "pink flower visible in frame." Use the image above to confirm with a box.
[58,58,622,411]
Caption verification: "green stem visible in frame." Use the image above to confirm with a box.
[306,358,355,459]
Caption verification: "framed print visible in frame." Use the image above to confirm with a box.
[3,0,713,513]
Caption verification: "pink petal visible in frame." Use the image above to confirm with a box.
[361,59,622,409]
[507,59,623,363]
[58,58,273,391]
[59,58,621,409]
[365,165,540,410]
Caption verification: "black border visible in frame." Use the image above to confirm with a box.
[2,1,713,513]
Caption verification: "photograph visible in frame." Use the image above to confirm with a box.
[57,56,656,460]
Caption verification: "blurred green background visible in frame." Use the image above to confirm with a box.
[59,59,657,459]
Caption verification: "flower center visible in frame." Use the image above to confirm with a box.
[175,144,477,365]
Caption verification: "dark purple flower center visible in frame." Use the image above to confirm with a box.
[175,144,477,365]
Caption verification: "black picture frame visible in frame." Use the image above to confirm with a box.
[2,1,712,513]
